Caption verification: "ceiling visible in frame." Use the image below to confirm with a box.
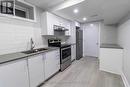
[25,0,66,10]
[25,0,130,24]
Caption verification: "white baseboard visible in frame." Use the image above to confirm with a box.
[121,72,130,87]
[71,59,76,62]
[100,68,121,75]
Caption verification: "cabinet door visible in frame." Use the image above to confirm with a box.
[64,20,70,35]
[47,12,59,35]
[100,48,123,74]
[47,15,54,35]
[41,12,71,35]
[53,50,60,71]
[71,45,76,61]
[0,60,29,87]
[44,50,60,80]
[70,22,76,43]
[28,54,45,87]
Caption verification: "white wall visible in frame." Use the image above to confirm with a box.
[82,22,118,57]
[118,15,130,85]
[0,7,46,55]
[100,23,118,44]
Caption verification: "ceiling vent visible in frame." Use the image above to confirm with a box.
[90,14,98,17]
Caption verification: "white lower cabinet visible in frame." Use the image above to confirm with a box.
[0,60,29,87]
[28,54,45,87]
[44,50,60,80]
[99,48,123,75]
[28,49,60,86]
[0,49,60,87]
[71,44,76,61]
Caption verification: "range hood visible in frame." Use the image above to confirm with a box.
[53,25,69,31]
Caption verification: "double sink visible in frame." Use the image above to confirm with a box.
[22,48,48,54]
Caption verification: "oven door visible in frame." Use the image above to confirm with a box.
[61,46,71,63]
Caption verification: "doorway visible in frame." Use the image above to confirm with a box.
[83,23,100,57]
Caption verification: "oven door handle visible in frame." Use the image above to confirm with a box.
[61,47,71,51]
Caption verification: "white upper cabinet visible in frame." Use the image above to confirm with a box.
[28,54,45,87]
[41,12,54,35]
[65,20,71,35]
[75,21,80,27]
[70,22,76,43]
[41,12,71,35]
[0,60,29,87]
[67,22,76,44]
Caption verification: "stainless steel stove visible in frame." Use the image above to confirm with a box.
[48,39,71,71]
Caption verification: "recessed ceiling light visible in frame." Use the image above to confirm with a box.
[73,9,79,13]
[83,17,87,21]
[90,24,94,27]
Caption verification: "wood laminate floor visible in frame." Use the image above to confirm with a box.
[41,57,124,87]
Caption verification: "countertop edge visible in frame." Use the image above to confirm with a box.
[100,47,123,49]
[100,44,123,49]
[0,47,59,64]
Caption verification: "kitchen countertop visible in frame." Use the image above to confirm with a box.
[65,43,76,45]
[0,47,59,64]
[100,44,123,49]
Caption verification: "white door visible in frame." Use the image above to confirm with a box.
[0,60,29,87]
[28,54,45,87]
[83,23,99,57]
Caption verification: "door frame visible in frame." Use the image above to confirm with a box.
[82,22,101,58]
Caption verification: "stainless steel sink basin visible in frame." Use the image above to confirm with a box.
[22,48,48,54]
[36,48,48,51]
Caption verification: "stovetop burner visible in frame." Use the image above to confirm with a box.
[48,39,71,48]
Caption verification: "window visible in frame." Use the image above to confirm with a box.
[0,0,35,21]
[15,0,35,20]
[0,0,14,15]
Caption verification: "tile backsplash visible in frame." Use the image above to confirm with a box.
[0,7,46,55]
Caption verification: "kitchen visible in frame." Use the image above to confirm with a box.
[0,0,130,87]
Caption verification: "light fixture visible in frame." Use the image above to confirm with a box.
[50,0,85,11]
[73,9,79,13]
[90,24,94,27]
[83,17,87,21]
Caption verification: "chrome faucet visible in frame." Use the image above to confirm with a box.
[30,38,35,50]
